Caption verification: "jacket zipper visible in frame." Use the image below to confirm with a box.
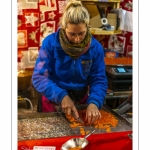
[73,60,75,89]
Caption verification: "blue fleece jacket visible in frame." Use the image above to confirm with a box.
[32,30,108,109]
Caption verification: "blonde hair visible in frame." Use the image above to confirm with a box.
[59,0,90,28]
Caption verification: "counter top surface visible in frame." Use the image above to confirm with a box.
[18,104,132,141]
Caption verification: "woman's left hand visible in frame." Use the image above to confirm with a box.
[85,103,101,124]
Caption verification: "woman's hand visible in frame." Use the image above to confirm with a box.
[85,103,101,124]
[61,95,79,117]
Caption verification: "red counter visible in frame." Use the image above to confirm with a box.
[18,131,132,150]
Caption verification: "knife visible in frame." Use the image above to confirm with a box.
[57,105,84,124]
[71,111,84,124]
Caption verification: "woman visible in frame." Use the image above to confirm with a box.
[32,0,108,124]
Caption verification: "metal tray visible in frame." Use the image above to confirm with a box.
[56,104,132,135]
[18,112,76,141]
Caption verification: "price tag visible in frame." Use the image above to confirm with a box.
[33,146,56,150]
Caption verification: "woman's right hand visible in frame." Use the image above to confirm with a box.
[61,95,79,117]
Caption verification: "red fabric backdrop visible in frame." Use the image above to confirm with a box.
[17,0,132,69]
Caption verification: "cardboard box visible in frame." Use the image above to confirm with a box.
[90,13,117,29]
[86,4,100,18]
[89,14,102,28]
[107,13,117,30]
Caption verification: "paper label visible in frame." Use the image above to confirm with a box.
[33,146,56,150]
[110,26,115,30]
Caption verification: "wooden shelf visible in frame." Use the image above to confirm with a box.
[90,28,122,35]
[80,0,121,35]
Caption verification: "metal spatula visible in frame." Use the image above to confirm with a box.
[116,100,132,115]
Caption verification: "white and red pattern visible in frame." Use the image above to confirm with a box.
[18,30,28,48]
[28,47,39,63]
[40,21,55,46]
[17,3,23,15]
[129,36,132,44]
[108,35,126,54]
[126,45,132,57]
[18,19,22,27]
[39,0,57,12]
[121,31,128,36]
[25,13,39,27]
[29,29,39,44]
[40,13,45,21]
[26,0,38,3]
[39,0,54,7]
[58,1,66,14]
[18,0,133,65]
[48,12,56,20]
[124,1,132,10]
[18,0,38,9]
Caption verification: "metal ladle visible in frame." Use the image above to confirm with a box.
[61,129,95,150]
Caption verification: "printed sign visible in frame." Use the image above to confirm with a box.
[33,146,56,150]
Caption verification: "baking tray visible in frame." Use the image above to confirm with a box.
[56,104,132,135]
[116,107,132,124]
[18,112,77,141]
